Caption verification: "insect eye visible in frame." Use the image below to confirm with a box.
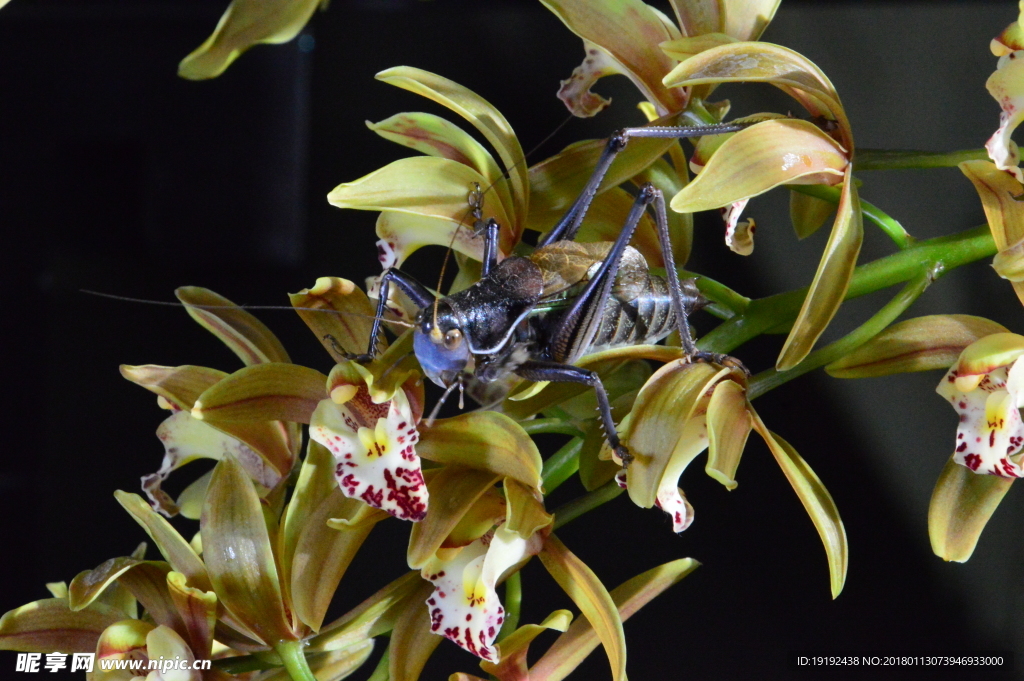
[444,328,463,350]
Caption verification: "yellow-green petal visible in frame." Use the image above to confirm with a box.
[119,364,225,411]
[826,315,1010,378]
[664,41,850,148]
[993,237,1024,281]
[705,379,752,490]
[624,361,722,508]
[374,210,491,271]
[530,557,698,681]
[504,478,553,539]
[0,599,122,654]
[290,277,379,363]
[307,571,423,653]
[538,534,626,681]
[291,492,387,632]
[790,189,835,240]
[176,471,213,521]
[202,456,294,644]
[95,618,152,669]
[407,467,502,570]
[541,0,685,115]
[956,332,1024,378]
[417,412,542,489]
[481,610,573,680]
[368,112,514,218]
[751,419,847,598]
[144,411,285,515]
[777,170,863,370]
[145,626,198,679]
[67,558,151,614]
[669,0,722,36]
[660,33,737,61]
[279,441,337,597]
[960,160,1024,306]
[928,457,1015,562]
[192,362,327,424]
[719,0,781,41]
[388,579,442,681]
[165,572,217,660]
[328,156,511,250]
[670,119,847,215]
[376,67,528,229]
[114,491,212,592]
[529,132,680,216]
[176,286,290,365]
[178,0,321,80]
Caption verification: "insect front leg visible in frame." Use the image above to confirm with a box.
[344,268,435,363]
[514,360,632,465]
[468,183,501,277]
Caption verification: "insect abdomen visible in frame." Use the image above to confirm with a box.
[587,274,678,353]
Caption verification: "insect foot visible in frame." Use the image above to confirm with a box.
[691,350,751,376]
[614,443,634,468]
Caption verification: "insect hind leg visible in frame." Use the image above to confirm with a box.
[538,122,749,248]
[647,185,749,373]
[514,360,633,466]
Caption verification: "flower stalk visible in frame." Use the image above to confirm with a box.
[275,640,318,681]
[700,225,997,355]
[748,271,934,399]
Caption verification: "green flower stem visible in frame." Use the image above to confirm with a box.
[747,271,933,399]
[497,571,522,642]
[542,437,584,492]
[521,418,586,438]
[275,640,317,681]
[791,184,912,249]
[367,645,390,681]
[212,654,273,674]
[700,225,996,355]
[854,148,988,170]
[552,479,624,530]
[677,268,751,316]
[681,98,718,127]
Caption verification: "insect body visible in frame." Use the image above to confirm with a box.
[353,124,744,464]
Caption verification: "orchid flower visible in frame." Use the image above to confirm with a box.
[986,1,1024,181]
[618,356,847,598]
[823,315,1018,563]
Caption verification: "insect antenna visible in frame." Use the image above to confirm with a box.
[80,289,415,327]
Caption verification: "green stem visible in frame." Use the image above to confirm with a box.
[212,654,272,674]
[520,418,585,438]
[541,437,584,492]
[497,571,522,642]
[275,640,317,681]
[791,184,912,249]
[366,645,390,681]
[747,271,933,399]
[677,268,751,316]
[552,480,624,530]
[854,148,988,170]
[700,225,995,355]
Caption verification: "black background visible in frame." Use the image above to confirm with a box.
[1,1,1022,679]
